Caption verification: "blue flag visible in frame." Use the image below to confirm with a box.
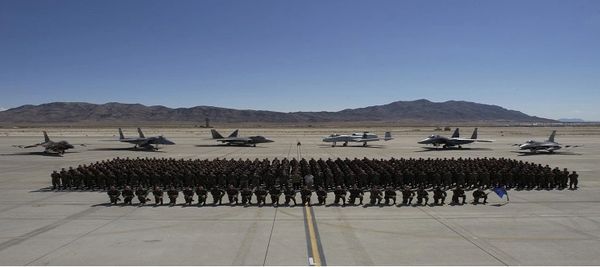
[493,186,508,200]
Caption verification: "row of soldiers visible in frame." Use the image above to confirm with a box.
[106,184,491,207]
[51,157,580,192]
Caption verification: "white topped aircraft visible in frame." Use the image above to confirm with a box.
[322,131,393,147]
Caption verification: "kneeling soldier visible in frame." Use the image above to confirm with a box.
[369,186,383,205]
[183,186,195,206]
[241,186,253,206]
[348,184,363,205]
[226,184,239,206]
[316,186,327,205]
[451,186,467,205]
[152,186,164,205]
[107,186,120,205]
[122,186,134,205]
[284,186,297,206]
[416,186,428,205]
[401,186,415,205]
[255,186,268,207]
[211,186,225,206]
[384,186,397,205]
[472,187,487,204]
[196,186,208,206]
[433,187,447,205]
[269,186,282,207]
[135,186,149,206]
[301,186,313,206]
[333,186,347,206]
[167,186,179,207]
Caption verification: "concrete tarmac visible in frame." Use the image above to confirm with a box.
[0,127,599,265]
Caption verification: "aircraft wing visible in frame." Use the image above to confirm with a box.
[20,143,43,149]
[453,138,494,143]
[352,138,380,142]
[219,137,251,144]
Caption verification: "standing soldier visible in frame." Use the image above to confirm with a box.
[348,184,364,206]
[241,185,253,206]
[401,186,415,206]
[472,187,487,204]
[196,186,208,206]
[51,170,61,190]
[301,186,313,206]
[269,186,282,207]
[255,186,268,207]
[135,186,149,206]
[122,186,134,205]
[211,186,225,206]
[569,171,579,190]
[284,186,297,206]
[384,186,397,205]
[152,186,164,206]
[226,184,239,206]
[107,186,121,205]
[433,187,447,205]
[369,186,383,206]
[451,186,467,205]
[316,186,327,205]
[183,186,195,206]
[333,186,347,206]
[416,186,429,205]
[167,186,179,207]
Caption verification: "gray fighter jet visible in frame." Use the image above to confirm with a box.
[322,132,393,147]
[418,128,493,149]
[515,130,578,153]
[211,129,273,147]
[115,128,175,150]
[14,131,77,155]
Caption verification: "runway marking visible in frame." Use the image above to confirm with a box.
[303,205,326,266]
[262,207,278,266]
[25,206,138,265]
[0,206,101,252]
[418,207,519,266]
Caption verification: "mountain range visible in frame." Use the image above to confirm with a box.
[0,99,555,126]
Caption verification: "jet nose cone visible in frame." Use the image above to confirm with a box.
[418,139,430,144]
[265,138,274,143]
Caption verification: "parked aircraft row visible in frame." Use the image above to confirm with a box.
[12,128,575,155]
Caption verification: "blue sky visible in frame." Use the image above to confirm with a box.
[1,0,599,120]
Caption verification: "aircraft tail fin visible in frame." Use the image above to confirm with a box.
[384,131,393,141]
[43,131,50,142]
[228,129,239,138]
[548,130,556,142]
[118,128,125,139]
[211,129,224,139]
[470,128,478,139]
[137,128,145,138]
[451,128,460,138]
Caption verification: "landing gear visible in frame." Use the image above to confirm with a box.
[343,142,348,147]
[363,142,367,147]
[458,145,462,149]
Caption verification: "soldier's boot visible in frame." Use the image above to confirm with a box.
[408,197,413,205]
[482,196,487,204]
[461,196,466,204]
[424,197,428,205]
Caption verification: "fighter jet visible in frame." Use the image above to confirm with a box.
[114,128,175,150]
[322,132,393,147]
[418,128,493,149]
[13,131,78,155]
[211,129,273,147]
[515,130,578,153]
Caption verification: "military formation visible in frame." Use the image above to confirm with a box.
[50,157,579,207]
